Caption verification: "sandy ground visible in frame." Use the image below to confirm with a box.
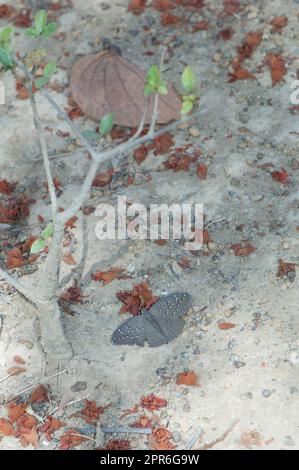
[0,0,299,450]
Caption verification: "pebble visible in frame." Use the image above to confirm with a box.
[71,381,87,392]
[189,127,201,137]
[281,241,289,250]
[234,361,246,369]
[183,403,191,413]
[262,389,272,398]
[172,431,182,443]
[284,435,295,447]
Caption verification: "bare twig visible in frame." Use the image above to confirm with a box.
[199,420,239,450]
[149,46,167,136]
[13,55,98,162]
[101,426,152,435]
[15,369,68,396]
[0,370,18,385]
[28,87,58,222]
[0,268,39,305]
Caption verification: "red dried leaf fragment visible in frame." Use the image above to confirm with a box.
[265,53,287,86]
[149,427,175,450]
[13,9,31,28]
[141,394,167,411]
[0,418,14,436]
[134,144,148,164]
[60,285,85,304]
[65,216,78,229]
[13,355,26,365]
[59,429,88,450]
[228,67,256,82]
[128,0,147,15]
[230,242,256,257]
[131,415,152,428]
[271,168,289,184]
[192,21,210,32]
[92,267,127,285]
[237,32,263,63]
[7,366,26,376]
[106,439,131,450]
[217,27,234,41]
[149,132,174,155]
[92,169,114,187]
[29,385,48,404]
[276,258,296,279]
[38,416,66,441]
[0,4,15,18]
[161,11,182,27]
[6,247,24,269]
[176,371,199,386]
[116,282,158,315]
[218,322,236,330]
[82,399,106,424]
[197,162,208,180]
[0,180,14,195]
[270,16,288,33]
[223,0,240,15]
[163,153,192,172]
[7,401,28,423]
[153,0,174,10]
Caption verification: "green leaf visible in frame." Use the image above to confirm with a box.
[41,224,54,240]
[82,130,100,140]
[25,27,39,37]
[181,67,197,93]
[100,112,114,135]
[30,238,46,254]
[35,10,48,35]
[181,99,194,114]
[43,60,56,78]
[0,27,13,46]
[35,76,49,89]
[42,22,58,37]
[0,47,13,68]
[144,83,155,96]
[158,83,168,95]
[147,65,161,87]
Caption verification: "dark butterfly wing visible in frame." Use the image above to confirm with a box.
[111,315,147,346]
[111,292,191,347]
[148,292,191,343]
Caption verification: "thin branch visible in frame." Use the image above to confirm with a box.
[13,55,98,162]
[15,369,68,396]
[57,158,99,223]
[28,87,58,222]
[101,426,152,435]
[0,267,40,305]
[149,46,166,136]
[128,101,149,142]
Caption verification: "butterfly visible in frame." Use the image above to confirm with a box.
[111,292,191,347]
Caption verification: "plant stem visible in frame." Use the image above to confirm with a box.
[149,46,166,136]
[28,87,58,222]
[0,267,40,305]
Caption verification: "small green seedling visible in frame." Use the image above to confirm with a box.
[181,66,198,114]
[0,27,14,69]
[26,10,58,38]
[144,65,168,96]
[83,112,115,140]
[35,60,56,88]
[30,223,54,254]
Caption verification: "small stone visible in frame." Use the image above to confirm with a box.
[189,127,200,137]
[213,52,222,62]
[71,381,87,392]
[262,389,271,398]
[230,177,241,187]
[183,403,191,413]
[284,435,295,447]
[100,2,110,9]
[172,431,182,443]
[281,241,289,250]
[208,241,217,251]
[234,361,246,369]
